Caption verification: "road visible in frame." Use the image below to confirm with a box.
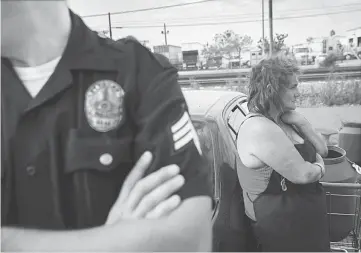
[337,59,361,67]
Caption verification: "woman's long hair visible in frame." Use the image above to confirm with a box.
[247,54,300,117]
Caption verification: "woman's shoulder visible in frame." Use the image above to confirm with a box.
[239,114,295,155]
[241,113,278,136]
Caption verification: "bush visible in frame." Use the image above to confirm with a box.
[227,77,249,94]
[320,53,338,68]
[319,78,361,106]
[196,75,361,108]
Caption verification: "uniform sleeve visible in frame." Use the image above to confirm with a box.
[131,44,213,200]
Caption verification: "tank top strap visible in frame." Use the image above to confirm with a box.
[239,112,265,129]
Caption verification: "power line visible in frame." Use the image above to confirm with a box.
[106,3,361,26]
[84,2,361,23]
[99,8,361,29]
[177,3,361,21]
[82,0,216,18]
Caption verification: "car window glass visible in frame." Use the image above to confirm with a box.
[239,101,249,115]
[192,121,216,197]
[226,104,246,142]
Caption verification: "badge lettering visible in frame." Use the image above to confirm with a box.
[85,80,124,132]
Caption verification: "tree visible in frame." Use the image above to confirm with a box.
[306,37,314,44]
[201,43,221,63]
[258,38,270,53]
[213,30,253,62]
[258,33,288,54]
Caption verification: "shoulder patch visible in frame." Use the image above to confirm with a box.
[171,112,202,155]
[85,80,125,132]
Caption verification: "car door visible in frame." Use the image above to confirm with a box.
[206,96,255,252]
[193,117,247,251]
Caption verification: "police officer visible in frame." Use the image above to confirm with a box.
[1,1,213,251]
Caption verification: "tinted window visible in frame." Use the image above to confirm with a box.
[192,121,215,197]
[239,101,249,115]
[295,48,309,53]
[226,104,246,142]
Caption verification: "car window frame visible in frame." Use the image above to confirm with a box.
[222,96,248,144]
[191,118,219,202]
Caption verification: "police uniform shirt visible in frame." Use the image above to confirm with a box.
[1,11,212,229]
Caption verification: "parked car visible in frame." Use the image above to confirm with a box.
[344,52,358,61]
[293,47,314,65]
[241,60,251,68]
[344,46,361,60]
[183,89,252,252]
[315,53,328,66]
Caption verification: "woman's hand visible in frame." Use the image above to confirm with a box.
[281,111,328,157]
[314,153,326,179]
[280,111,309,128]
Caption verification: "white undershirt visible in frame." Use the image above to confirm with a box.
[14,56,62,98]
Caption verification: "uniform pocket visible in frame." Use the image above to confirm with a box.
[64,129,133,174]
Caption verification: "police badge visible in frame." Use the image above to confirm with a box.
[85,80,124,132]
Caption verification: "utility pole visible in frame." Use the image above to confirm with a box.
[161,23,169,45]
[262,0,265,55]
[269,0,274,55]
[108,12,113,39]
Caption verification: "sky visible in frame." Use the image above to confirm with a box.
[67,0,361,48]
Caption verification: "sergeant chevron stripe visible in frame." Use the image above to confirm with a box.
[171,112,202,155]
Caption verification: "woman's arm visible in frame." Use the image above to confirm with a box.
[238,117,324,184]
[281,111,328,157]
[296,121,328,157]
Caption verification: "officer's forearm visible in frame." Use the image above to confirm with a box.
[1,212,210,252]
[1,226,116,252]
[1,223,173,252]
[165,197,213,251]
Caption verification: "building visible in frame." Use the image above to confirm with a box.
[346,27,361,48]
[306,37,325,54]
[325,35,344,53]
[181,42,204,52]
[153,45,183,67]
[181,42,205,70]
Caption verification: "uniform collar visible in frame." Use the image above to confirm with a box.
[62,10,98,67]
[64,10,120,70]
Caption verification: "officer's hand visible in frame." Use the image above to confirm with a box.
[105,151,184,224]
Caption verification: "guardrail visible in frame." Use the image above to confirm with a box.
[178,65,361,78]
[178,67,361,86]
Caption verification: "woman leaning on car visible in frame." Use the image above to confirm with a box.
[237,54,330,252]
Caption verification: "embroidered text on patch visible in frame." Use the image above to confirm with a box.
[171,112,202,155]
